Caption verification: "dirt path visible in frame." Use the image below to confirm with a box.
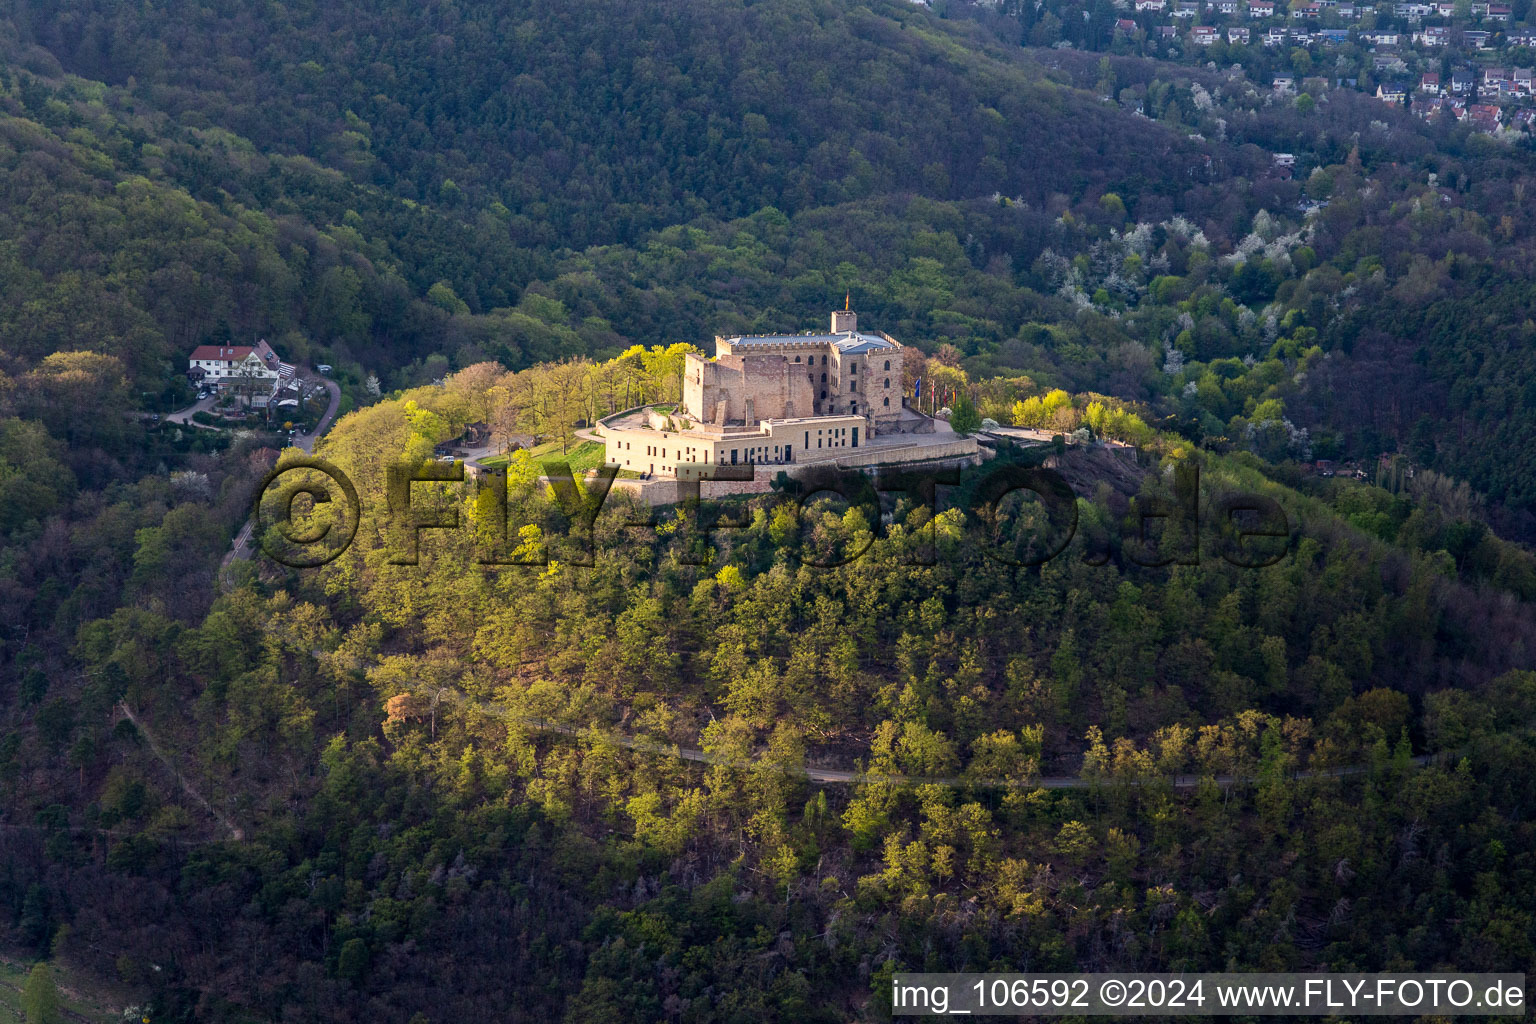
[116,703,244,841]
[440,689,1433,791]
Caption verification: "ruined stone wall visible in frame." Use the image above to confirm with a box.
[683,352,814,425]
[682,353,711,422]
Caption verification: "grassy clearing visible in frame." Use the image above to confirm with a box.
[0,956,124,1023]
[480,439,607,474]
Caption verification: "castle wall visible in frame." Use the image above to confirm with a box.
[603,413,867,479]
[682,353,711,423]
[820,347,904,433]
[683,352,814,425]
[605,437,981,506]
[872,346,904,433]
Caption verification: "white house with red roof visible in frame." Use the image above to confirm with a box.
[187,339,293,406]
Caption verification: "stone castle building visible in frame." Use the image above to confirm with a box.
[600,307,939,480]
[684,306,905,430]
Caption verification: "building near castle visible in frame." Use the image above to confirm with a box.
[599,307,967,484]
[187,339,295,406]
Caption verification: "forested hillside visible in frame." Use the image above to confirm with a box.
[11,0,1234,243]
[11,0,1536,527]
[12,370,1536,1021]
[1,0,1535,1018]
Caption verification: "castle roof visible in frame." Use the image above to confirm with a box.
[721,330,898,354]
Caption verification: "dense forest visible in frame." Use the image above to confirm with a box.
[0,0,1534,1019]
[12,371,1536,1021]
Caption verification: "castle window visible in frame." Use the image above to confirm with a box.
[794,355,801,362]
[850,363,856,374]
[820,390,827,399]
[884,360,890,370]
[822,355,827,364]
[821,373,826,382]
[884,378,890,388]
[883,397,889,407]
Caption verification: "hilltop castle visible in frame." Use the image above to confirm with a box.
[598,307,971,489]
[684,305,906,433]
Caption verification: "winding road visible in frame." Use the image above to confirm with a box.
[293,375,341,454]
[223,373,340,577]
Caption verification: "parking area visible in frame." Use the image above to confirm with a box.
[164,392,219,426]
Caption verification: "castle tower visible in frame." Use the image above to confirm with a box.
[831,295,856,334]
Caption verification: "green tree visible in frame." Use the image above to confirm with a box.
[22,963,62,1024]
[949,394,982,434]
[427,280,471,316]
[337,938,370,981]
